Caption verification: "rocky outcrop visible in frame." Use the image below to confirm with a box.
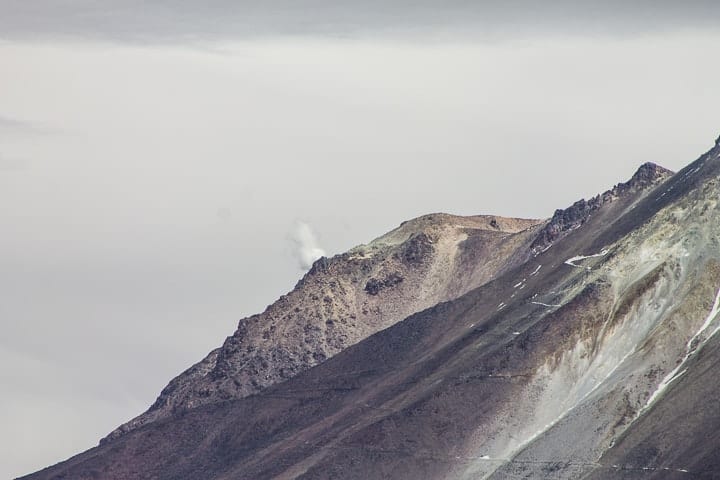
[364,273,403,295]
[614,162,673,193]
[530,162,673,253]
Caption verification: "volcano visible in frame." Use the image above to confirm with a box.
[22,135,720,480]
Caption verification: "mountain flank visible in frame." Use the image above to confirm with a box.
[24,135,720,480]
[105,214,544,440]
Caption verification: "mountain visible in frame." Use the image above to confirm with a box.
[104,214,544,441]
[21,135,720,480]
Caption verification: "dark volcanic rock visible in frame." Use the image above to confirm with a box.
[614,162,674,194]
[397,232,434,266]
[531,197,602,252]
[530,162,673,253]
[364,273,404,295]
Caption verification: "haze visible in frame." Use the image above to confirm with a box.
[2,2,719,477]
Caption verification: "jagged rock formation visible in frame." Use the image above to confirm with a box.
[529,162,673,253]
[24,135,720,480]
[104,214,544,440]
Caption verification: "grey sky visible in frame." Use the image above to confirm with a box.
[1,1,720,42]
[2,3,720,479]
[0,115,39,131]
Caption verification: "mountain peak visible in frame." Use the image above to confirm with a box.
[620,161,674,193]
[529,161,673,254]
[101,211,543,443]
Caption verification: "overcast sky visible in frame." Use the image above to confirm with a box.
[2,2,720,478]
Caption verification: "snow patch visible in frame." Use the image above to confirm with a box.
[565,249,609,267]
[531,301,562,308]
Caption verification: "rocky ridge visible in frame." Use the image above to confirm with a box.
[530,162,673,253]
[104,164,673,443]
[105,214,543,440]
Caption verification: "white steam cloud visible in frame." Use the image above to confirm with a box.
[291,222,326,270]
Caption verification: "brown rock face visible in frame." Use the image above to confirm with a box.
[104,213,543,441]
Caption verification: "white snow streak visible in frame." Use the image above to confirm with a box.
[682,165,702,179]
[640,285,720,414]
[531,301,562,308]
[564,249,609,267]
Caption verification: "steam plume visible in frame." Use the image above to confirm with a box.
[291,222,326,270]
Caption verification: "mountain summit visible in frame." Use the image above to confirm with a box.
[22,135,720,480]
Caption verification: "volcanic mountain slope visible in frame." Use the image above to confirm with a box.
[105,214,544,440]
[25,136,720,480]
[104,160,671,443]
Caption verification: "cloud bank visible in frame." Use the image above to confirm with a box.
[1,0,720,43]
